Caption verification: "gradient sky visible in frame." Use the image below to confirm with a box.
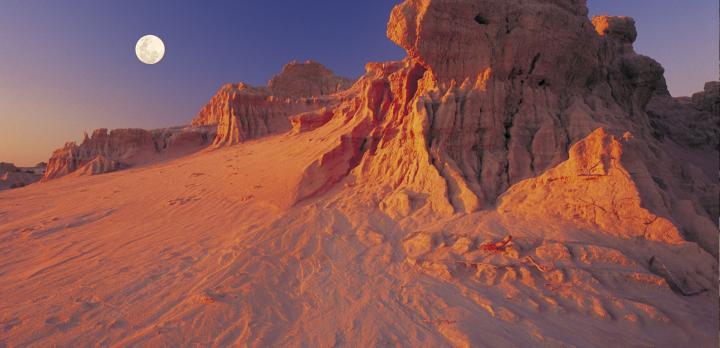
[1,0,717,166]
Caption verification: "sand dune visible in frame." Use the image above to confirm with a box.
[1,129,717,346]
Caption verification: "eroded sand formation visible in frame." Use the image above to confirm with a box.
[1,0,718,346]
[42,61,354,180]
[0,162,45,190]
[192,60,353,146]
[43,126,216,180]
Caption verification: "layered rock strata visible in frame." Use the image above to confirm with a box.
[192,61,354,146]
[279,0,718,256]
[43,126,215,180]
[0,162,44,190]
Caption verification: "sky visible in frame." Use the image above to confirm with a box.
[0,0,717,166]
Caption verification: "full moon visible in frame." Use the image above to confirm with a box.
[135,35,165,64]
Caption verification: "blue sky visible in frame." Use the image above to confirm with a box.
[0,0,717,166]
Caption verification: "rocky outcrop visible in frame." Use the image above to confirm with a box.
[42,61,352,180]
[647,85,720,149]
[0,162,45,190]
[70,155,124,177]
[192,61,353,146]
[205,84,334,147]
[691,81,719,114]
[278,0,718,255]
[268,60,354,98]
[43,126,215,180]
[374,3,672,209]
[0,162,19,173]
[498,128,683,244]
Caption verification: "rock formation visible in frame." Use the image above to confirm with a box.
[0,162,19,173]
[0,162,45,190]
[70,155,124,177]
[691,81,720,114]
[647,84,719,149]
[376,3,668,206]
[268,60,354,98]
[192,61,353,146]
[276,0,718,254]
[498,128,684,244]
[41,61,352,180]
[43,126,215,180]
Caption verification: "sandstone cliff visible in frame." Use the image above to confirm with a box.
[43,126,215,180]
[647,85,719,150]
[268,60,354,98]
[0,162,44,190]
[691,81,720,114]
[274,1,718,257]
[192,61,353,146]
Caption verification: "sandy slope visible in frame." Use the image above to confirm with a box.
[0,128,717,347]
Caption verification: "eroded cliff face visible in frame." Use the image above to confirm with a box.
[43,126,215,180]
[498,128,683,244]
[691,81,720,114]
[279,0,717,255]
[647,93,719,150]
[382,1,669,205]
[42,61,353,180]
[192,61,354,146]
[268,60,354,98]
[0,162,44,190]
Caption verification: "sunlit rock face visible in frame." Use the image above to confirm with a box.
[279,0,717,254]
[199,83,337,147]
[498,128,685,244]
[192,61,354,146]
[380,1,672,208]
[70,155,124,177]
[268,60,354,98]
[43,126,215,180]
[388,0,596,87]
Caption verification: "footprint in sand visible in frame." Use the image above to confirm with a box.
[167,196,201,206]
[239,195,254,202]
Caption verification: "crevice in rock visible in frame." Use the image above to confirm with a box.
[529,53,541,75]
[405,64,427,110]
[474,14,489,25]
[508,67,523,81]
